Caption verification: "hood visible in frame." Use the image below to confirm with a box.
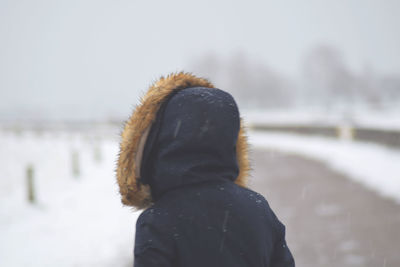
[116,72,250,209]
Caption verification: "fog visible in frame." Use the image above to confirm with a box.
[1,0,399,121]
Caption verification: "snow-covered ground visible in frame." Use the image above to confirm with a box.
[249,131,400,204]
[243,108,400,130]
[1,123,400,266]
[0,130,140,267]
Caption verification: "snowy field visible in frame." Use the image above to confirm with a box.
[243,108,400,130]
[1,124,400,267]
[0,129,139,267]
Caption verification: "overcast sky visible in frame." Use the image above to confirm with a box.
[1,0,399,121]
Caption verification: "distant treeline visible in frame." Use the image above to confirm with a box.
[189,46,400,111]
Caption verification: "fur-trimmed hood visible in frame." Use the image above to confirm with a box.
[116,72,250,210]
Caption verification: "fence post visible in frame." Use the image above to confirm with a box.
[337,125,354,141]
[72,150,80,178]
[26,164,35,204]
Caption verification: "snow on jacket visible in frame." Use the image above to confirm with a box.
[116,72,295,267]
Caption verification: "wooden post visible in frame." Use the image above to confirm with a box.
[26,165,35,204]
[72,150,80,178]
[337,125,355,141]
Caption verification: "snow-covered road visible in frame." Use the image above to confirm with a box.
[249,131,400,204]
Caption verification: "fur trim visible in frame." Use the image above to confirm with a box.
[116,72,250,209]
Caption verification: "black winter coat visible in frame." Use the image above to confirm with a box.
[116,73,294,267]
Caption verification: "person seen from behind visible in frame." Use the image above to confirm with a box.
[116,72,295,267]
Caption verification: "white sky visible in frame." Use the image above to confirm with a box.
[0,0,399,121]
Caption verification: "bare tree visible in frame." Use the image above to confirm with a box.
[189,51,293,109]
[302,45,355,109]
[379,75,400,107]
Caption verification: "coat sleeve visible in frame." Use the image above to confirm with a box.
[270,213,295,267]
[134,211,175,267]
